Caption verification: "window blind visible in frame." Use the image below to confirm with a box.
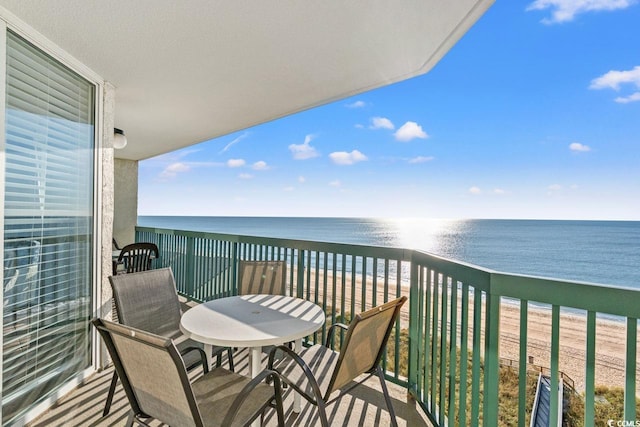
[3,30,95,424]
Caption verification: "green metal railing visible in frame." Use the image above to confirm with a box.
[137,226,640,427]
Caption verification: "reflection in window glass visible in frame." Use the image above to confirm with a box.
[3,30,95,424]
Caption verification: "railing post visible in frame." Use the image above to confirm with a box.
[231,242,238,295]
[447,280,458,427]
[625,317,637,423]
[408,258,420,400]
[458,283,470,427]
[518,300,529,427]
[550,305,560,427]
[185,235,195,297]
[585,311,596,425]
[483,278,500,427]
[296,249,305,298]
[157,232,166,268]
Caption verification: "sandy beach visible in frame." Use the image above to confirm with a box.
[499,302,640,393]
[300,269,640,394]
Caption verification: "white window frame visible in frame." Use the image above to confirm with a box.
[0,7,106,424]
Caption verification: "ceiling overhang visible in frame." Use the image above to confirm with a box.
[0,1,493,160]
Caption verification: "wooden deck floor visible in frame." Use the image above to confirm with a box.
[27,349,432,427]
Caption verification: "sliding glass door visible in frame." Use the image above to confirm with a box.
[2,30,95,424]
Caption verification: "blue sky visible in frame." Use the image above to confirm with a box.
[139,0,640,220]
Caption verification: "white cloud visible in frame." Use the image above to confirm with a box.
[227,159,246,168]
[394,121,428,142]
[238,173,253,179]
[329,180,342,187]
[329,150,368,165]
[526,0,636,24]
[155,158,224,180]
[298,176,306,183]
[468,186,506,195]
[283,186,295,192]
[289,134,320,160]
[354,124,365,129]
[252,161,268,170]
[346,100,366,108]
[590,66,640,103]
[160,162,190,179]
[615,92,640,103]
[150,148,200,166]
[590,65,640,90]
[569,142,591,152]
[547,183,579,195]
[219,132,250,153]
[408,156,434,164]
[370,117,395,130]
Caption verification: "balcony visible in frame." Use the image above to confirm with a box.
[27,349,430,427]
[28,226,640,426]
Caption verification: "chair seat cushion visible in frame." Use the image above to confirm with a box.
[274,344,339,399]
[192,368,274,427]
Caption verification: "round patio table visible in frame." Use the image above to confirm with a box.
[180,294,326,417]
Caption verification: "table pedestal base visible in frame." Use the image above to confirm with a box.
[204,344,213,370]
[245,339,304,426]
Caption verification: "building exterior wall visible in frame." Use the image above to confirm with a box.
[113,158,138,247]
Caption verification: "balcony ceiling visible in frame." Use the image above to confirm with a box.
[0,0,493,161]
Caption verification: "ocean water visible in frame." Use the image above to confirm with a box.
[138,216,640,289]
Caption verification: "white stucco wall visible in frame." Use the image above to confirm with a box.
[113,158,138,247]
[99,82,115,369]
[98,87,139,368]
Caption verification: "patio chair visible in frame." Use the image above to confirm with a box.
[93,318,285,427]
[112,237,122,251]
[237,260,287,296]
[112,242,159,275]
[268,296,407,427]
[102,267,235,416]
[237,260,292,358]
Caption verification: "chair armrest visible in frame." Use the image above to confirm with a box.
[325,323,349,348]
[178,296,200,313]
[221,369,283,426]
[180,346,209,374]
[267,345,324,406]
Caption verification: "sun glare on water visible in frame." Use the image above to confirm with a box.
[385,218,470,256]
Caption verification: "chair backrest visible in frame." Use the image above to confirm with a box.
[92,318,202,427]
[237,260,287,295]
[109,267,182,338]
[326,296,407,397]
[116,242,159,274]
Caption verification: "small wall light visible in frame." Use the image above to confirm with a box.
[113,128,127,149]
